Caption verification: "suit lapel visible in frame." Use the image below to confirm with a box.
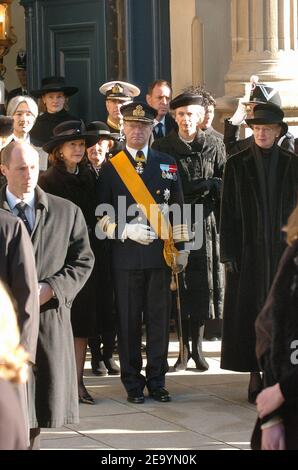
[142,149,160,185]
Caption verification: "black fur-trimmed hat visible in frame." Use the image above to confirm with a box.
[170,92,205,110]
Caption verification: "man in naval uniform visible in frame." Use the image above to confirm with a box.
[97,101,189,404]
[99,80,140,155]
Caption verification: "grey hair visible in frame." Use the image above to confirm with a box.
[6,95,39,119]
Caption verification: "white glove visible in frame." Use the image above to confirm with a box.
[121,223,156,245]
[229,99,247,126]
[172,251,189,274]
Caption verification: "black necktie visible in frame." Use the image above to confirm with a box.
[15,201,32,235]
[154,122,164,139]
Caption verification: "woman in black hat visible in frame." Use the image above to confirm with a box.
[30,76,79,147]
[39,120,99,404]
[153,92,226,372]
[220,102,298,403]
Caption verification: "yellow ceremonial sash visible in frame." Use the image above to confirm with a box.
[110,151,178,268]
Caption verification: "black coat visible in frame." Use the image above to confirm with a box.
[204,126,224,141]
[38,163,98,337]
[87,163,114,332]
[97,148,185,270]
[0,209,39,363]
[252,240,298,449]
[220,144,298,372]
[153,130,226,321]
[30,109,78,146]
[0,186,94,428]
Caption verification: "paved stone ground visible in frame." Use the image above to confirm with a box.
[41,340,256,450]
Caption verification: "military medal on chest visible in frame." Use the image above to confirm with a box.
[136,161,144,174]
[159,188,171,215]
[135,151,146,174]
[160,163,178,180]
[163,188,170,203]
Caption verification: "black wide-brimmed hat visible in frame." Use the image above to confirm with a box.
[120,101,157,123]
[245,103,288,135]
[85,121,114,140]
[0,116,14,137]
[43,120,100,153]
[170,92,205,110]
[30,76,78,98]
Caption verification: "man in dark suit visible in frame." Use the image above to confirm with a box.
[97,101,188,404]
[0,141,94,448]
[146,79,177,143]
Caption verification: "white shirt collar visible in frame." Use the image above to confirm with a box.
[126,144,149,161]
[10,134,31,143]
[6,187,35,211]
[153,116,165,127]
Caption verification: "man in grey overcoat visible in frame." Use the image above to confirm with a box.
[0,141,94,448]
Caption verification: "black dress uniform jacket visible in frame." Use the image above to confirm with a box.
[0,209,39,363]
[220,143,298,372]
[98,148,185,270]
[98,147,185,393]
[0,185,94,428]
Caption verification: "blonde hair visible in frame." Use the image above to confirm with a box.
[283,203,298,246]
[0,282,28,384]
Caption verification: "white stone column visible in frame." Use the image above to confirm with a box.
[224,0,298,107]
[169,0,203,95]
[215,0,298,132]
